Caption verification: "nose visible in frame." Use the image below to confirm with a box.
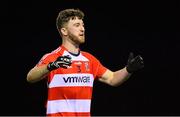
[80,25,85,32]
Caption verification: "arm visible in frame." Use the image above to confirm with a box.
[26,55,72,83]
[27,65,50,83]
[99,67,131,86]
[99,52,144,86]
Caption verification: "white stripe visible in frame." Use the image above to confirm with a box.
[63,51,89,61]
[47,99,91,114]
[51,47,62,53]
[49,73,94,88]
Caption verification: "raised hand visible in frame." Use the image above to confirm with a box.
[126,52,144,73]
[47,55,72,71]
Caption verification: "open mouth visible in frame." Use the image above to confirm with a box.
[79,34,84,36]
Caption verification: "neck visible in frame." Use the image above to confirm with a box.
[62,38,79,54]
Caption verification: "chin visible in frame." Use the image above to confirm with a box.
[78,40,85,44]
[79,37,85,44]
[81,40,85,44]
[73,36,85,45]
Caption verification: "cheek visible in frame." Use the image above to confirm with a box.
[70,29,79,36]
[68,28,76,33]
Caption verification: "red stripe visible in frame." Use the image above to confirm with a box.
[47,112,90,117]
[48,87,93,100]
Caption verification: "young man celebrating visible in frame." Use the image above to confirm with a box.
[27,8,144,116]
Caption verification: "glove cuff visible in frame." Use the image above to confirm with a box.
[47,62,57,71]
[126,65,133,73]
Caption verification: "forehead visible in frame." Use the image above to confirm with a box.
[68,17,84,24]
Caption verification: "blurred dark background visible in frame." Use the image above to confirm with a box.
[2,0,180,116]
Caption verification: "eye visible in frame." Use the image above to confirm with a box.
[74,23,80,27]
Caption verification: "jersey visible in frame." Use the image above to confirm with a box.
[36,45,107,116]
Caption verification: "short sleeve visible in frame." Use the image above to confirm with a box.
[90,54,107,79]
[36,53,57,67]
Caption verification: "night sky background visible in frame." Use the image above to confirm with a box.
[3,0,180,116]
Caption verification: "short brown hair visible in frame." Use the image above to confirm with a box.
[56,8,84,30]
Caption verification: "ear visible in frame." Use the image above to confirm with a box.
[61,28,68,36]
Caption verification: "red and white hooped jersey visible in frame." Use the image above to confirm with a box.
[36,45,107,117]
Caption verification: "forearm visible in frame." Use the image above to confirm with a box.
[27,65,50,83]
[111,67,131,86]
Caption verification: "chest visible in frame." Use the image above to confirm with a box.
[57,61,91,74]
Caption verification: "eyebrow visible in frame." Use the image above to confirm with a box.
[73,22,84,26]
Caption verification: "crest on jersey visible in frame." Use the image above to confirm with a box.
[85,62,90,71]
[74,61,82,65]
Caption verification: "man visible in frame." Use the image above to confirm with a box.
[27,8,144,116]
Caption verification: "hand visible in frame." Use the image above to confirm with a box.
[126,52,144,73]
[47,55,72,71]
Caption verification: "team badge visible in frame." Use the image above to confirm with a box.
[85,62,90,71]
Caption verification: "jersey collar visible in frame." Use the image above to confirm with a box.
[61,45,80,57]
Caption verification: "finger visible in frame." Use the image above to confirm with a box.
[63,56,72,63]
[64,58,72,63]
[57,55,71,61]
[64,62,72,66]
[64,55,72,59]
[134,55,142,61]
[56,62,71,66]
[53,62,60,68]
[129,52,134,59]
[132,55,139,62]
[128,52,134,63]
[138,56,144,64]
[136,56,144,68]
[132,56,143,65]
[61,64,70,69]
[56,61,66,65]
[57,56,64,61]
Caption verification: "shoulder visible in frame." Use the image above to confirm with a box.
[81,51,93,58]
[40,46,63,61]
[81,51,99,61]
